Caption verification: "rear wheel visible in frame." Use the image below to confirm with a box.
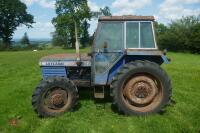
[32,77,78,117]
[111,61,172,115]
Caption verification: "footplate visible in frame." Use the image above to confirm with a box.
[94,86,105,99]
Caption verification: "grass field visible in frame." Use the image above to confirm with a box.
[0,48,200,133]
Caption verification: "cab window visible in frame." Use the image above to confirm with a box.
[140,22,155,48]
[126,22,155,48]
[126,22,139,48]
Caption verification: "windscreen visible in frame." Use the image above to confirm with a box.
[95,22,124,52]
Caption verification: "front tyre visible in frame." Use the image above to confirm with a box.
[32,77,78,117]
[111,61,172,115]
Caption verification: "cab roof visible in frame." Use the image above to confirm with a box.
[99,15,155,21]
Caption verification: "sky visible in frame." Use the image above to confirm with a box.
[13,0,200,39]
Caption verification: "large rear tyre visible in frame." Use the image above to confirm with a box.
[32,77,78,117]
[111,61,172,115]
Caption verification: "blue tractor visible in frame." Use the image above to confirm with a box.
[32,16,172,117]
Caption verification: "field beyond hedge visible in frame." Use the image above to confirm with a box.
[0,48,200,133]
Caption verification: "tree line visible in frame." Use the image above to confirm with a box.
[0,0,199,54]
[155,15,200,54]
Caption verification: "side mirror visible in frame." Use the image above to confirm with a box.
[97,49,100,53]
[163,49,167,55]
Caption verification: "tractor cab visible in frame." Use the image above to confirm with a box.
[92,16,166,86]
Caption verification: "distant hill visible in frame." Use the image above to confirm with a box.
[12,38,52,46]
[12,38,52,42]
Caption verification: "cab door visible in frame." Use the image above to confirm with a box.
[92,22,124,85]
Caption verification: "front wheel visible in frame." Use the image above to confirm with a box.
[32,77,78,117]
[111,61,172,115]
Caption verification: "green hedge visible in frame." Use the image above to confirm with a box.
[156,16,200,54]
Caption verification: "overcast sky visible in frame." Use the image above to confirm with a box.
[13,0,200,39]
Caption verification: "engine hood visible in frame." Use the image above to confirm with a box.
[39,54,91,67]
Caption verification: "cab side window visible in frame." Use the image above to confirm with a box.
[126,22,155,48]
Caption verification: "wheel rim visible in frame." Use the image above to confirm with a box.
[42,87,70,113]
[122,73,163,112]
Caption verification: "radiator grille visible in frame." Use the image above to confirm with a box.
[42,67,67,78]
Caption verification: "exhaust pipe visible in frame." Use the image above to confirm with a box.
[75,21,80,61]
[74,21,82,66]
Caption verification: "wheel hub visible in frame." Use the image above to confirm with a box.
[46,89,68,109]
[124,76,158,106]
[133,82,151,98]
[51,94,64,106]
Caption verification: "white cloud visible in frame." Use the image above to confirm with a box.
[21,0,34,6]
[39,0,55,9]
[21,0,101,11]
[160,0,200,7]
[32,22,54,31]
[14,22,55,39]
[114,9,135,15]
[88,19,98,35]
[88,1,100,12]
[17,22,54,33]
[112,0,152,15]
[21,0,55,9]
[159,0,200,21]
[112,0,151,9]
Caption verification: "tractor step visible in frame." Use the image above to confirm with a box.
[94,93,104,99]
[94,86,105,99]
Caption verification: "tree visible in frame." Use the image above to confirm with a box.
[154,22,169,49]
[51,32,69,47]
[100,6,112,16]
[92,6,112,18]
[187,20,200,53]
[80,20,90,47]
[0,0,34,48]
[21,32,30,47]
[157,15,200,53]
[52,0,91,48]
[154,22,168,36]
